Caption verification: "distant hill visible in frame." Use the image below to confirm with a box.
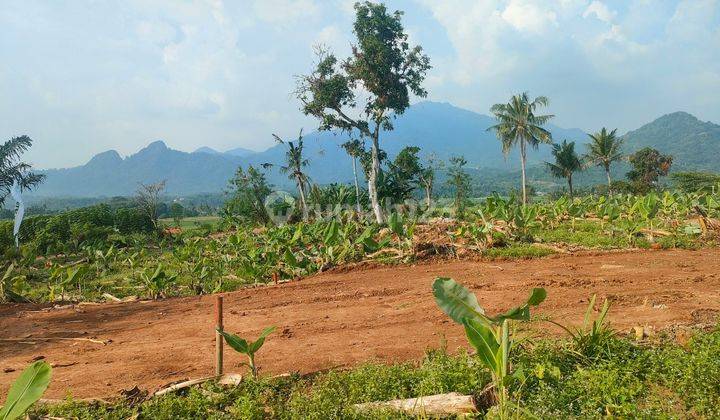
[621,111,720,171]
[193,146,257,157]
[38,141,241,196]
[29,102,719,198]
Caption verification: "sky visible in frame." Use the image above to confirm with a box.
[1,0,719,169]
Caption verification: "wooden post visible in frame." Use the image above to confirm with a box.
[215,295,223,376]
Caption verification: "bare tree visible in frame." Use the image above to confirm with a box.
[136,180,166,229]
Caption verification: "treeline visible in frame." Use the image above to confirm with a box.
[0,204,153,256]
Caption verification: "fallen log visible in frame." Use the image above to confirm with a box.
[153,373,243,396]
[353,392,477,416]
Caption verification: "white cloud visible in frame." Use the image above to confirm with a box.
[501,0,558,33]
[583,1,616,23]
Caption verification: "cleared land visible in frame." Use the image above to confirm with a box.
[1,248,719,399]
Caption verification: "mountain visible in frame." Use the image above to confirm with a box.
[621,111,720,171]
[224,147,256,157]
[38,141,241,196]
[29,102,718,198]
[193,146,222,155]
[194,146,256,157]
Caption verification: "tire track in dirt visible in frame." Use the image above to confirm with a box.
[1,248,719,398]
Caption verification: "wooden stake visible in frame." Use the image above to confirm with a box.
[215,295,224,376]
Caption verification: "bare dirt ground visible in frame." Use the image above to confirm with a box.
[2,248,719,399]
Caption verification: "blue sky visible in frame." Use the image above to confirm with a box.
[1,0,719,168]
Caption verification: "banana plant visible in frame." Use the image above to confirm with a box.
[137,265,177,299]
[433,277,546,416]
[217,326,276,379]
[0,265,28,304]
[0,361,52,420]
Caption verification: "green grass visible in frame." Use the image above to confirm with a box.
[34,326,720,419]
[482,243,556,259]
[535,220,631,249]
[159,216,222,231]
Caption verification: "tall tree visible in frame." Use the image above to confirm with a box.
[585,127,623,194]
[446,156,471,220]
[296,1,431,223]
[489,93,553,205]
[546,140,583,197]
[418,153,439,208]
[135,180,166,230]
[341,139,365,213]
[626,147,673,193]
[273,130,310,219]
[223,165,272,225]
[0,135,45,206]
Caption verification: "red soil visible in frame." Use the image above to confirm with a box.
[1,248,719,399]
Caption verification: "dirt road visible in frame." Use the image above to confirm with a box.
[2,248,719,398]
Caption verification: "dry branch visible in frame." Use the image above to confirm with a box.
[0,337,109,345]
[153,373,243,396]
[354,392,477,416]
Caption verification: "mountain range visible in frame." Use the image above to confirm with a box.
[31,102,720,197]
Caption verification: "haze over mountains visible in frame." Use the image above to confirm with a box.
[32,102,720,197]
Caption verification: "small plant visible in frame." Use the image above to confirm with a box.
[1,264,28,303]
[432,277,546,417]
[138,265,177,299]
[0,361,52,420]
[218,326,276,379]
[549,294,614,362]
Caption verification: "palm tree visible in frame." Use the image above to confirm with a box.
[341,139,365,213]
[1,135,45,206]
[273,130,310,219]
[489,93,554,205]
[584,128,623,195]
[546,140,583,197]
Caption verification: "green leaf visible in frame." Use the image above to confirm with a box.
[462,318,499,372]
[248,326,276,354]
[217,330,249,354]
[432,277,487,325]
[526,288,547,306]
[493,288,546,322]
[0,361,52,420]
[388,212,404,236]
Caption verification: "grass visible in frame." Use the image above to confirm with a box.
[33,326,720,419]
[535,220,631,249]
[159,216,222,231]
[482,243,556,259]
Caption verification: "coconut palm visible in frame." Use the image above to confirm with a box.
[489,93,554,205]
[584,128,623,195]
[1,135,45,206]
[273,130,310,219]
[546,140,583,197]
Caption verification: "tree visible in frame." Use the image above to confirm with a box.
[385,146,423,202]
[0,135,45,206]
[223,166,272,225]
[626,147,673,193]
[584,127,623,194]
[296,1,431,223]
[135,180,166,229]
[446,156,471,219]
[273,129,310,219]
[546,140,583,197]
[341,139,365,213]
[169,202,185,226]
[489,93,553,205]
[419,153,440,208]
[671,171,720,193]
